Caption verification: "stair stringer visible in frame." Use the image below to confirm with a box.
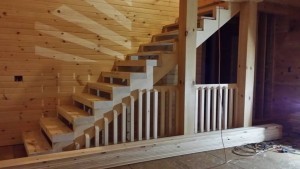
[153,52,178,84]
[196,3,240,47]
[63,89,151,150]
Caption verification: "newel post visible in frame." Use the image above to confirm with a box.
[236,1,258,127]
[178,0,198,135]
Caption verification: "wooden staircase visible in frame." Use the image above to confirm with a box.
[22,1,240,156]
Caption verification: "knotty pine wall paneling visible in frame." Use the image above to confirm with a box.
[0,0,179,146]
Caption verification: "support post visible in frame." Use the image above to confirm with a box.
[178,0,198,134]
[237,1,258,127]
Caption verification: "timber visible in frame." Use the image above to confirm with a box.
[178,0,198,135]
[236,1,258,127]
[0,124,282,169]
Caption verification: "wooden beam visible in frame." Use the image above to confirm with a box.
[0,124,282,169]
[236,1,258,127]
[178,0,198,135]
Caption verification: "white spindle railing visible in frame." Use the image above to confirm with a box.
[194,84,238,133]
[82,86,179,148]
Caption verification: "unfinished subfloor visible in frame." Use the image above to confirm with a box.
[0,135,299,169]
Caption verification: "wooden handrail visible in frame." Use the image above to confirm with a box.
[195,83,237,89]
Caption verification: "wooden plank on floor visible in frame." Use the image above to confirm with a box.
[0,124,282,169]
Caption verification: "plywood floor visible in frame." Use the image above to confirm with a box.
[113,135,300,169]
[0,144,26,161]
[0,136,299,169]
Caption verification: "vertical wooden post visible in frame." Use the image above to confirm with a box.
[122,103,126,143]
[130,96,135,142]
[138,90,143,141]
[145,90,150,140]
[95,126,100,147]
[237,1,258,127]
[153,89,158,139]
[178,0,198,135]
[113,110,118,144]
[160,89,166,137]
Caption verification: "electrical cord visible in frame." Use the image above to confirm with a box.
[217,2,228,164]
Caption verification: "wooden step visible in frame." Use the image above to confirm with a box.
[198,2,227,16]
[201,16,216,20]
[139,40,176,52]
[127,51,174,67]
[102,71,147,80]
[162,23,179,32]
[87,82,128,93]
[57,105,94,126]
[140,39,176,47]
[87,82,131,103]
[115,60,157,67]
[40,117,74,143]
[152,30,179,42]
[72,92,112,109]
[198,16,217,29]
[22,130,52,156]
[127,51,171,58]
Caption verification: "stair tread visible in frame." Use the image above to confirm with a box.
[127,51,172,57]
[23,130,52,156]
[88,82,127,92]
[74,92,110,101]
[58,105,91,120]
[115,60,157,67]
[153,30,179,37]
[163,23,179,29]
[40,117,73,142]
[140,39,176,46]
[102,71,147,79]
[201,16,216,20]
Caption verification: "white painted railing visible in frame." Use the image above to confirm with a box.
[80,86,179,149]
[194,84,238,133]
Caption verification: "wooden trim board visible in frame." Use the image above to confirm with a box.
[0,124,282,169]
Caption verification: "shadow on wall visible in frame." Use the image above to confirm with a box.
[35,0,134,62]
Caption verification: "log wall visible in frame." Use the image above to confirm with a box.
[0,0,179,146]
[271,16,300,122]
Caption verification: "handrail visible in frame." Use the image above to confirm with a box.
[195,83,237,88]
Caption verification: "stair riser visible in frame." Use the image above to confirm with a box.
[116,66,145,73]
[139,45,174,52]
[162,25,179,33]
[128,55,162,66]
[87,86,131,104]
[152,34,178,42]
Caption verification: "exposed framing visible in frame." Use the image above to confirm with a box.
[0,124,282,169]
